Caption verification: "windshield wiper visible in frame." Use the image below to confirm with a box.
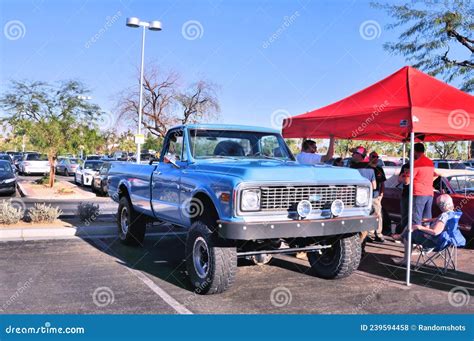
[250,155,287,162]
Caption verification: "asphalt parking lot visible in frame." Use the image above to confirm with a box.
[1,232,473,314]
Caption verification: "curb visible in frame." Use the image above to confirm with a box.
[16,182,28,197]
[0,223,185,242]
[0,224,118,241]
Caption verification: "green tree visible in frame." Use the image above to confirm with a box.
[374,0,473,158]
[0,80,104,186]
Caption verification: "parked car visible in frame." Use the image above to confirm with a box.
[382,169,474,244]
[0,160,17,196]
[85,155,102,161]
[56,158,81,176]
[0,154,13,164]
[18,153,50,175]
[464,160,474,170]
[432,159,467,170]
[74,160,104,186]
[108,124,377,294]
[92,162,115,196]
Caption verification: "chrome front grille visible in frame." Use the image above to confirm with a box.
[260,185,357,211]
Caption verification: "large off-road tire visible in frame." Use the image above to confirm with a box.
[117,196,147,246]
[185,221,237,294]
[308,234,361,279]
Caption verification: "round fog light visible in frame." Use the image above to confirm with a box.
[297,200,312,218]
[331,199,344,217]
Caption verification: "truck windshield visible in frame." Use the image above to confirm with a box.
[189,129,293,160]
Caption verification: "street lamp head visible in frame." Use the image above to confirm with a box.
[148,21,162,31]
[126,17,141,28]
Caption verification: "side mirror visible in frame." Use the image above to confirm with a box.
[164,154,180,169]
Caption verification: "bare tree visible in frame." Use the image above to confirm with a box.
[117,66,220,138]
[176,80,220,125]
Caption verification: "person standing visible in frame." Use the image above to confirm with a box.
[296,135,335,164]
[410,143,435,226]
[350,146,377,243]
[397,162,410,234]
[368,151,387,243]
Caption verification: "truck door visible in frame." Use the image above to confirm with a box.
[151,129,185,224]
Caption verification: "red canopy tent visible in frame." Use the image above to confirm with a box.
[282,66,474,142]
[282,66,474,286]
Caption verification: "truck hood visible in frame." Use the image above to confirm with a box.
[191,160,367,183]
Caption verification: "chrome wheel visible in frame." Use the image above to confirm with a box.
[193,237,210,279]
[120,206,129,236]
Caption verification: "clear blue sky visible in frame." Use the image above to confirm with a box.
[1,0,408,130]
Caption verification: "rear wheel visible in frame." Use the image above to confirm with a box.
[185,221,237,294]
[117,196,147,246]
[64,169,69,177]
[308,234,361,279]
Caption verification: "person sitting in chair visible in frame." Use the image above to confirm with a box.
[392,194,465,250]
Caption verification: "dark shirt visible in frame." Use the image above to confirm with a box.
[351,162,377,198]
[370,165,386,197]
[400,163,410,198]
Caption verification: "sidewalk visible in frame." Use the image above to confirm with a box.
[0,216,179,242]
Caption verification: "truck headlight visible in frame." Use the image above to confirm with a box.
[356,187,370,206]
[241,189,261,211]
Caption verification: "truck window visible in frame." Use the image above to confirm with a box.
[164,130,184,161]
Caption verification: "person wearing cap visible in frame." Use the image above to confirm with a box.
[296,135,335,165]
[368,151,387,243]
[350,146,377,243]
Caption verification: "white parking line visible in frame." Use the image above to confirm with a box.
[126,267,193,315]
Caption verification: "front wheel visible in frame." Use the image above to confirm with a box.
[64,169,69,177]
[117,196,147,246]
[185,221,237,294]
[308,234,361,279]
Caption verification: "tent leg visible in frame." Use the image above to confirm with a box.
[406,132,415,286]
[402,143,406,164]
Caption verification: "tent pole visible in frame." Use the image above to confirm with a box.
[406,132,415,286]
[402,143,406,164]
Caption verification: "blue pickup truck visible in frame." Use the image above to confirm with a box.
[108,124,376,294]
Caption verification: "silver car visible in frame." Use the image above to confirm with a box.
[56,158,81,176]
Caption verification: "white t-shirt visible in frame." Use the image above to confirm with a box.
[296,152,323,165]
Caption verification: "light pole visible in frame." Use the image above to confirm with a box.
[126,17,162,164]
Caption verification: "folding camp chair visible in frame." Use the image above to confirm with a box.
[413,211,465,274]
